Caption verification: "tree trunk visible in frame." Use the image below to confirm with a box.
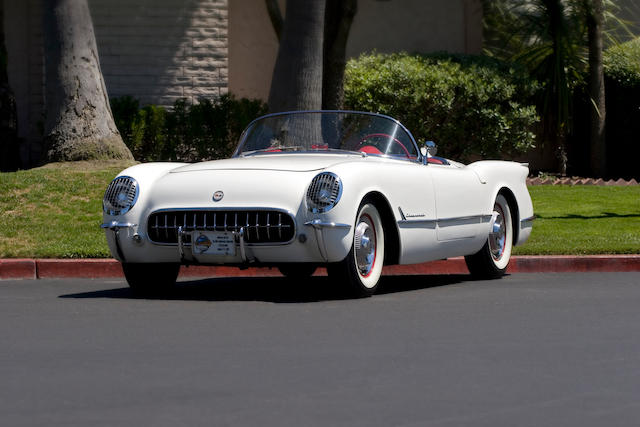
[265,0,283,41]
[587,0,606,177]
[43,0,132,162]
[0,0,20,171]
[267,0,326,112]
[322,0,357,110]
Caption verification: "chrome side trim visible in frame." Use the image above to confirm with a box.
[520,215,536,227]
[437,214,493,224]
[397,219,437,228]
[101,221,137,229]
[304,220,352,230]
[398,207,407,221]
[397,214,493,229]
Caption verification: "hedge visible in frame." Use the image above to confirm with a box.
[344,52,539,161]
[110,95,267,162]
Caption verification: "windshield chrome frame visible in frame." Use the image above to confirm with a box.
[232,110,424,164]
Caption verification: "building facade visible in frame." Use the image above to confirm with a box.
[4,0,481,166]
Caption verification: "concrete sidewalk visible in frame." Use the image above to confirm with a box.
[1,255,640,280]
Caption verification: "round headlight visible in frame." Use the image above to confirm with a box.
[103,176,139,215]
[307,172,342,213]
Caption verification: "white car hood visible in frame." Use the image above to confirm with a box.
[170,153,361,173]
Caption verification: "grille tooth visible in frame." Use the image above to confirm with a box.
[147,210,295,245]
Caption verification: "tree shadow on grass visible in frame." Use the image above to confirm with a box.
[538,212,640,220]
[58,274,470,303]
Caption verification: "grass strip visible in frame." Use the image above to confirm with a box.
[513,186,640,255]
[0,161,135,258]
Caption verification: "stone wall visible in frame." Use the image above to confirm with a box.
[4,0,228,165]
[91,0,228,108]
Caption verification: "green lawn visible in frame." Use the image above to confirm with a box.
[0,161,135,258]
[513,186,640,255]
[0,162,638,257]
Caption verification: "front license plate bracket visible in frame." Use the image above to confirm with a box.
[191,231,236,256]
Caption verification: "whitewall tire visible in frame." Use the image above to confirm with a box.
[465,194,513,279]
[327,202,385,297]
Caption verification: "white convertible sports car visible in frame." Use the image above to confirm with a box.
[102,111,534,296]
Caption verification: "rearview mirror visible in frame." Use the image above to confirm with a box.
[421,141,437,157]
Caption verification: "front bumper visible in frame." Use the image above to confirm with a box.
[102,215,353,265]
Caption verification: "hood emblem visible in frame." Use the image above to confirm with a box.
[213,191,224,202]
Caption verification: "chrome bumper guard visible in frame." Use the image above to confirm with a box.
[100,222,137,262]
[304,220,351,262]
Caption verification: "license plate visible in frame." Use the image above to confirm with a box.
[191,231,236,256]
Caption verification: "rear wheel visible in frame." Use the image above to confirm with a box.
[122,263,180,296]
[465,194,513,279]
[327,202,385,297]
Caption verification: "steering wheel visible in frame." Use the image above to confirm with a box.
[358,133,412,158]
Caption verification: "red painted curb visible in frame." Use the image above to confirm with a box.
[0,259,37,279]
[36,259,124,279]
[511,255,640,273]
[1,255,639,280]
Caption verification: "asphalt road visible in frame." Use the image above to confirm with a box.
[1,273,640,427]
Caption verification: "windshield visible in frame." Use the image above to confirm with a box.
[234,111,419,160]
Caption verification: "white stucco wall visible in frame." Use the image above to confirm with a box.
[229,0,483,101]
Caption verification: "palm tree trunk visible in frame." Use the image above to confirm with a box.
[267,0,326,112]
[0,0,20,171]
[43,0,132,162]
[586,0,606,177]
[322,0,357,110]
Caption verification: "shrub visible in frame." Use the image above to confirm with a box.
[110,95,267,162]
[344,52,539,161]
[604,37,640,87]
[603,38,640,179]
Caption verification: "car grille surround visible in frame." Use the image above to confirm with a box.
[147,210,296,245]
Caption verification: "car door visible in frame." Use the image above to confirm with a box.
[429,164,488,241]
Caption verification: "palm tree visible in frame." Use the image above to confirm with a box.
[585,0,606,177]
[43,0,132,162]
[485,0,586,174]
[484,0,631,176]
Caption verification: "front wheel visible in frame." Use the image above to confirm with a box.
[465,194,513,279]
[278,264,317,279]
[122,263,180,296]
[327,202,385,297]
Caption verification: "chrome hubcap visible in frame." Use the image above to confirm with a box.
[354,215,376,277]
[489,204,506,261]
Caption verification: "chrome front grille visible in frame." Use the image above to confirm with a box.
[147,210,295,245]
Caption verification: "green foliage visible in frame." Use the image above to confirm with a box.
[110,95,267,162]
[604,37,640,86]
[344,52,539,161]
